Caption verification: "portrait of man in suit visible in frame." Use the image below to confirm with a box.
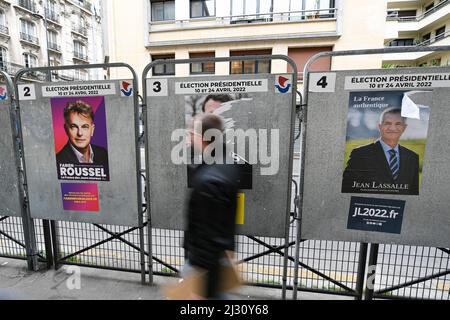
[56,101,108,167]
[342,107,419,195]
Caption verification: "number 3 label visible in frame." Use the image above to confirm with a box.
[309,73,336,93]
[147,79,168,97]
[18,84,36,100]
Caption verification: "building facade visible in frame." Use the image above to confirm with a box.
[0,0,103,82]
[102,0,388,84]
[384,0,450,67]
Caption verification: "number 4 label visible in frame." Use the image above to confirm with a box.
[309,73,336,93]
[18,84,36,100]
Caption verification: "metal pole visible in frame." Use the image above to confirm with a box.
[43,5,51,82]
[32,2,51,81]
[50,220,60,270]
[365,243,379,300]
[292,91,303,301]
[141,76,154,285]
[42,220,53,269]
[130,68,147,285]
[141,55,299,295]
[355,242,369,300]
[0,70,38,271]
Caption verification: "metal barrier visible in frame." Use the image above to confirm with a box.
[12,63,147,284]
[302,45,450,301]
[0,53,448,301]
[367,244,450,300]
[0,70,39,270]
[142,55,298,299]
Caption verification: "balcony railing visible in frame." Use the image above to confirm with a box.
[20,32,39,45]
[417,30,450,46]
[385,31,450,48]
[73,0,92,12]
[149,8,337,28]
[387,0,449,22]
[82,0,92,12]
[74,51,88,61]
[0,25,9,35]
[71,23,88,36]
[48,42,61,52]
[45,8,60,23]
[18,0,37,13]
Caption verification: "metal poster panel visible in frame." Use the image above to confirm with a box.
[18,80,140,226]
[146,74,295,237]
[302,67,450,247]
[0,85,22,217]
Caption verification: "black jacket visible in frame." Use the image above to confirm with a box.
[56,142,109,166]
[342,141,419,195]
[184,161,240,270]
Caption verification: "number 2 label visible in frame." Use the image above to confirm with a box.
[18,84,36,100]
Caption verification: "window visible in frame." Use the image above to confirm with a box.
[48,30,59,51]
[388,38,415,46]
[303,0,334,10]
[74,69,89,81]
[0,10,7,34]
[230,50,271,74]
[425,2,435,13]
[46,0,59,22]
[19,0,36,12]
[0,10,5,26]
[190,52,215,74]
[435,25,446,40]
[74,41,87,60]
[289,0,335,19]
[151,0,175,21]
[20,19,36,36]
[190,0,215,18]
[231,0,273,16]
[422,32,431,44]
[151,54,175,75]
[288,47,332,80]
[0,47,8,72]
[20,19,37,43]
[23,53,37,68]
[397,10,417,17]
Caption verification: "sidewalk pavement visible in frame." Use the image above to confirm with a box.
[0,257,353,300]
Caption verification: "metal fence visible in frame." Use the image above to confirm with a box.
[1,214,449,300]
[0,216,47,264]
[1,56,449,300]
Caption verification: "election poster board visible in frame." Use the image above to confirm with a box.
[0,85,22,217]
[302,67,450,247]
[18,80,140,226]
[146,74,295,237]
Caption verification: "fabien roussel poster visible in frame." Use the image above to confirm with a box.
[51,96,110,212]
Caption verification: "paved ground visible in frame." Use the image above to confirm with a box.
[0,257,353,300]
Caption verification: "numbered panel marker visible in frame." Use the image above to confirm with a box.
[147,79,168,97]
[18,84,37,100]
[309,73,337,93]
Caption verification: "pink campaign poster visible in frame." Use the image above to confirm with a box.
[51,96,110,182]
[61,183,99,212]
